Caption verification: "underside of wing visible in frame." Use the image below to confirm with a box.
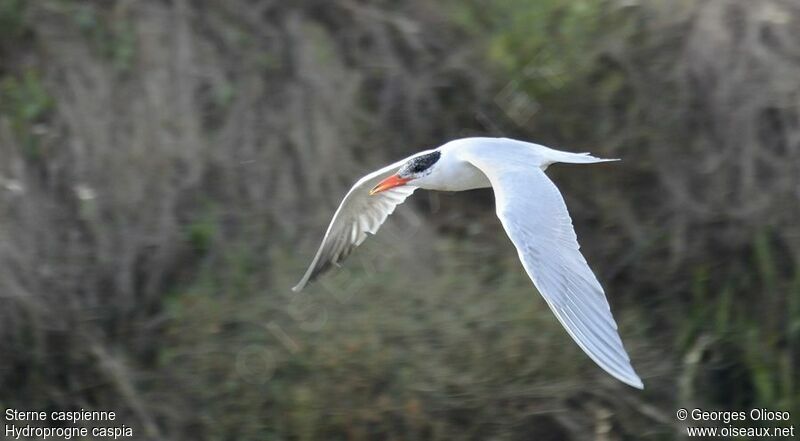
[461,149,643,389]
[293,158,417,292]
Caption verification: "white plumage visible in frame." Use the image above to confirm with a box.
[294,137,643,389]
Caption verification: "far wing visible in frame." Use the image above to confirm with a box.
[292,158,417,292]
[462,151,643,388]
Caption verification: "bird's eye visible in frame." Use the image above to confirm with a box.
[401,150,441,176]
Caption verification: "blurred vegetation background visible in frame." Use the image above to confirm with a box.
[1,0,799,439]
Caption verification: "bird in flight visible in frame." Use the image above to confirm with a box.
[293,137,643,389]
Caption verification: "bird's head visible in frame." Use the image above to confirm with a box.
[369,150,441,195]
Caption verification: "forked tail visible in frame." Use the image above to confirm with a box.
[498,137,620,167]
[545,150,620,165]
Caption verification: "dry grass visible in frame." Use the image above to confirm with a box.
[0,0,798,439]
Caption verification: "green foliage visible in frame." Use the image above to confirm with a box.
[0,0,26,40]
[0,70,53,157]
[3,1,800,439]
[72,2,136,72]
[455,0,634,140]
[186,211,217,254]
[681,229,798,416]
[158,238,615,440]
[476,0,602,77]
[0,71,51,121]
[451,2,800,437]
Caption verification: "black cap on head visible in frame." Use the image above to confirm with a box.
[398,150,441,177]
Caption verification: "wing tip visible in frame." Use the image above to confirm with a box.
[292,274,311,292]
[606,362,644,389]
[621,373,644,390]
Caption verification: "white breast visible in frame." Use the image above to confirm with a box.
[439,160,492,191]
[414,149,491,192]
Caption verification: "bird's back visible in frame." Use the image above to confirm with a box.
[445,137,618,171]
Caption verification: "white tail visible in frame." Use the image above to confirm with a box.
[545,150,620,165]
[498,138,620,167]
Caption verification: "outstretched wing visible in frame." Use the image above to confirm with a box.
[462,150,643,389]
[293,158,417,292]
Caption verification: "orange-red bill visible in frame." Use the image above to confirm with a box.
[369,174,411,195]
